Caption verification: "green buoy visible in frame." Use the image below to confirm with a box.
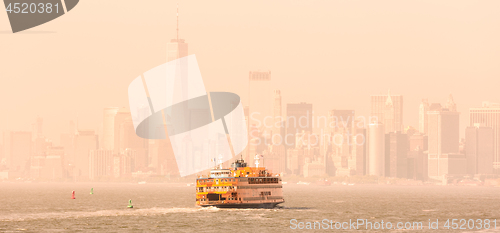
[127,199,133,208]
[90,188,93,195]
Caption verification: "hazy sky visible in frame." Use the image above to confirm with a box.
[1,0,499,144]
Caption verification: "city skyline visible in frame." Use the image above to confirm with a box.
[1,1,499,181]
[2,92,500,179]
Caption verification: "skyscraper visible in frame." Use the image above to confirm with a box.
[102,107,119,150]
[119,117,148,171]
[408,133,428,180]
[428,110,460,155]
[419,99,429,134]
[272,90,283,144]
[248,71,272,139]
[74,130,98,179]
[470,102,500,170]
[33,116,43,139]
[42,146,63,180]
[385,132,408,178]
[446,94,457,112]
[465,125,494,174]
[4,131,32,174]
[286,102,313,147]
[370,90,403,133]
[268,90,286,174]
[113,107,130,154]
[167,5,188,62]
[367,122,385,176]
[350,127,366,176]
[427,108,465,177]
[89,149,113,180]
[328,110,355,133]
[147,5,190,177]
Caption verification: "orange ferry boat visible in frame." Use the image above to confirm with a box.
[195,158,284,208]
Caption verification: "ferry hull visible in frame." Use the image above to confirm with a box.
[199,202,283,209]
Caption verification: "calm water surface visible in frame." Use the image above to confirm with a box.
[0,183,499,232]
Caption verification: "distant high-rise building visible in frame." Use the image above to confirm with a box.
[327,110,355,133]
[120,148,136,177]
[33,116,43,139]
[286,147,304,175]
[33,137,51,157]
[74,130,98,179]
[167,5,188,62]
[409,133,428,152]
[149,138,178,177]
[470,102,500,170]
[265,144,286,175]
[145,6,192,177]
[428,110,460,155]
[3,131,32,173]
[268,90,286,174]
[42,146,63,180]
[446,94,457,112]
[427,108,465,177]
[61,135,75,166]
[350,127,367,176]
[407,150,428,181]
[113,107,130,154]
[419,99,429,134]
[249,71,272,138]
[102,107,119,150]
[371,90,403,133]
[385,132,408,178]
[272,90,283,144]
[286,102,313,147]
[367,122,385,176]
[408,133,428,180]
[119,117,148,171]
[30,146,64,180]
[89,149,113,180]
[465,125,494,174]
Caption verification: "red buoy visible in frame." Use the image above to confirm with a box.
[71,190,75,199]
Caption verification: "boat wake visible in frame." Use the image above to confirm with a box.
[0,207,203,222]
